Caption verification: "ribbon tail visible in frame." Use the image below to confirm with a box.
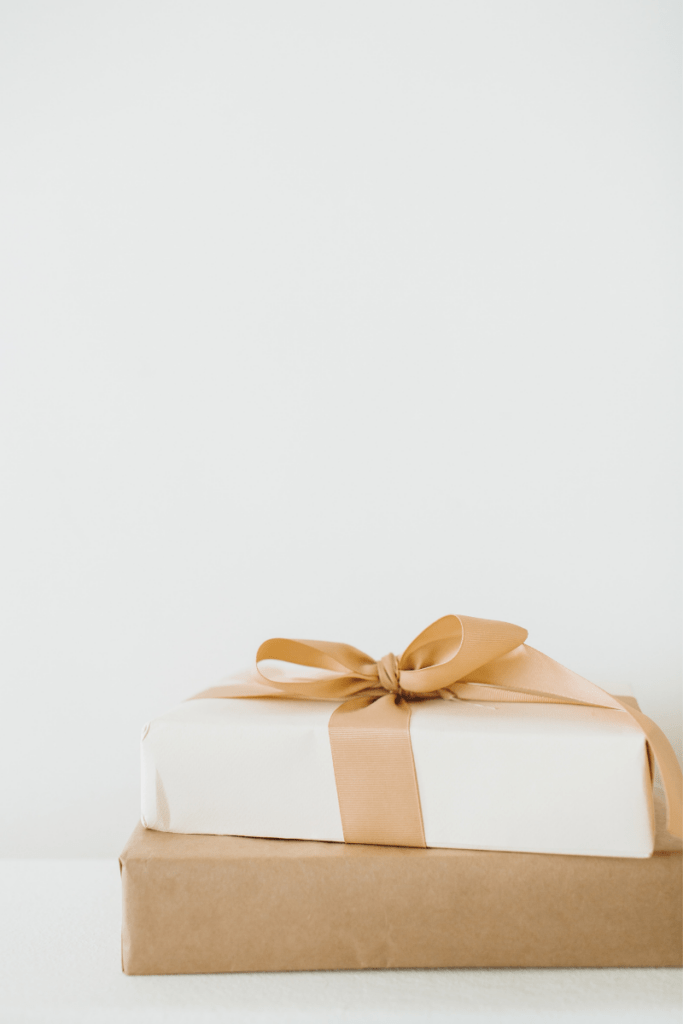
[461,644,683,840]
[620,702,683,840]
[188,669,307,701]
[328,695,426,847]
[188,669,381,703]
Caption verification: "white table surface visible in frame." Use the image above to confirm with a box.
[0,860,680,1024]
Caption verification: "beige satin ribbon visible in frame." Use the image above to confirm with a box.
[192,615,682,847]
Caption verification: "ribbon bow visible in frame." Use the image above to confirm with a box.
[194,615,682,848]
[254,615,529,700]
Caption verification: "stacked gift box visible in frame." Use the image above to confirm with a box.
[120,615,683,973]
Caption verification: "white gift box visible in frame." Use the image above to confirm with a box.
[141,673,655,858]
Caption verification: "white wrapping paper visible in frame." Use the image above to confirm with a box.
[141,674,655,857]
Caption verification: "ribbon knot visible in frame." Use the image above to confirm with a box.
[377,652,403,698]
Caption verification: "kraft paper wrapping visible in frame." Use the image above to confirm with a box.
[142,679,655,858]
[121,792,682,975]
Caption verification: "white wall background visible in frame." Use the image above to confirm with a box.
[0,1,680,857]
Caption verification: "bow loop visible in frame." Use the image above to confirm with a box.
[397,614,529,693]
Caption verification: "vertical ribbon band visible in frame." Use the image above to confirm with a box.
[328,695,425,847]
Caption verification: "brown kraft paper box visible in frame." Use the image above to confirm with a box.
[120,793,682,974]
